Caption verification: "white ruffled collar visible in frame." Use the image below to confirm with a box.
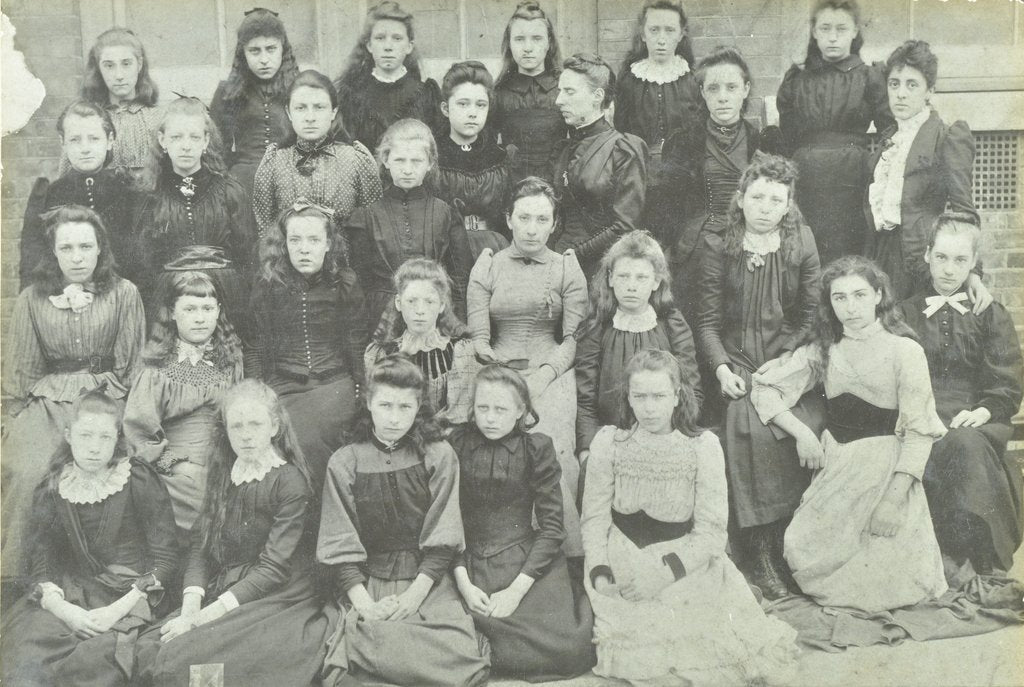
[398,328,450,355]
[177,339,215,367]
[630,55,690,84]
[230,449,286,485]
[58,459,131,505]
[612,305,658,332]
[743,228,781,256]
[895,105,931,136]
[372,66,408,84]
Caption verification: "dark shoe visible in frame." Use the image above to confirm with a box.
[749,525,789,601]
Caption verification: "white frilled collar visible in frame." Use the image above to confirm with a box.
[177,339,215,367]
[630,55,690,84]
[230,450,286,485]
[372,66,409,84]
[612,305,658,333]
[843,318,884,341]
[58,459,131,505]
[398,328,451,355]
[742,228,781,257]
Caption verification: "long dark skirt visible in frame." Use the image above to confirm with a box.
[866,225,926,301]
[466,543,595,682]
[924,423,1023,572]
[793,141,870,266]
[322,574,490,686]
[136,573,336,687]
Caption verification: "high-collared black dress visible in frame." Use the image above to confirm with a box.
[492,70,568,182]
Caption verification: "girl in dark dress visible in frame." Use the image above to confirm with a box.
[123,271,243,540]
[866,40,989,306]
[696,154,822,599]
[210,8,298,203]
[346,118,473,329]
[450,364,596,681]
[1,390,178,687]
[552,53,647,278]
[365,258,478,425]
[615,0,702,248]
[666,47,768,325]
[71,27,161,190]
[433,61,512,259]
[21,101,142,289]
[492,1,567,182]
[897,215,1023,576]
[253,70,382,239]
[136,97,255,309]
[776,0,892,265]
[317,355,490,687]
[333,1,442,150]
[136,379,336,687]
[249,202,368,487]
[576,230,701,471]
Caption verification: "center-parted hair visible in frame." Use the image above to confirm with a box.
[217,9,299,123]
[805,0,864,62]
[622,0,696,68]
[258,202,349,285]
[371,257,469,345]
[505,175,560,222]
[563,53,617,109]
[441,60,495,104]
[495,1,563,86]
[693,46,752,115]
[335,1,424,89]
[155,97,228,176]
[469,364,539,433]
[376,118,438,181]
[723,152,806,265]
[615,349,700,437]
[283,70,352,146]
[81,27,159,107]
[32,205,119,295]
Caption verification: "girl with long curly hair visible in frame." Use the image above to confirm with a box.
[695,152,822,600]
[317,356,490,687]
[1,205,145,581]
[135,379,336,686]
[751,255,948,613]
[1,390,179,687]
[248,201,369,485]
[122,270,243,538]
[210,8,299,202]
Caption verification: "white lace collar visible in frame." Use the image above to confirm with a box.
[612,305,658,332]
[177,339,215,367]
[58,459,132,505]
[398,328,450,355]
[630,55,690,84]
[743,229,781,256]
[372,66,408,84]
[230,449,286,485]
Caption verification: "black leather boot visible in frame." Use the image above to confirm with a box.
[748,524,789,601]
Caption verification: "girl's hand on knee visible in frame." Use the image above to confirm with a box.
[866,495,903,537]
[159,614,198,643]
[458,582,492,616]
[620,559,673,602]
[795,431,825,470]
[55,603,104,639]
[949,407,990,428]
[716,365,746,400]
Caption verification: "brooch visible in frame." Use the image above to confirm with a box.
[179,176,196,199]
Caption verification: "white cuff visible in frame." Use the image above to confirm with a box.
[182,586,206,599]
[218,591,240,612]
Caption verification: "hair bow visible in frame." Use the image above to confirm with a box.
[291,198,335,217]
[245,7,279,16]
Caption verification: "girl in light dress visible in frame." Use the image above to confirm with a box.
[751,255,948,613]
[582,349,798,686]
[1,390,178,687]
[123,270,243,540]
[365,257,478,425]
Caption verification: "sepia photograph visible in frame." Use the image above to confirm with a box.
[0,0,1022,685]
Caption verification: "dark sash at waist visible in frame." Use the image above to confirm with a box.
[612,509,693,548]
[802,131,869,148]
[47,355,115,374]
[826,392,898,444]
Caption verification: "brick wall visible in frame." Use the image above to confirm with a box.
[1,0,84,332]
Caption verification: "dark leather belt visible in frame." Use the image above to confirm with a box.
[274,365,348,384]
[612,509,693,548]
[47,355,114,374]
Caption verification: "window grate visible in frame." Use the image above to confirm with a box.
[867,131,1022,211]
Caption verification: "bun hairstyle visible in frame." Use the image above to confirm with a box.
[562,53,616,109]
[282,70,353,145]
[885,39,938,89]
[441,60,495,103]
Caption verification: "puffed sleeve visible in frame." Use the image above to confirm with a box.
[866,62,895,135]
[113,279,146,388]
[750,343,824,425]
[941,120,978,223]
[978,304,1024,424]
[223,466,311,605]
[612,68,635,134]
[244,280,269,379]
[521,434,565,579]
[352,141,383,210]
[893,338,946,478]
[467,249,497,355]
[339,269,369,386]
[665,308,703,407]
[574,323,603,452]
[317,447,367,593]
[775,64,802,156]
[209,81,234,165]
[785,226,822,352]
[122,367,174,465]
[539,250,587,375]
[129,459,181,587]
[695,234,731,372]
[661,432,728,576]
[2,289,48,408]
[580,426,616,586]
[252,145,280,237]
[437,339,480,425]
[443,204,473,320]
[417,441,465,582]
[27,486,64,586]
[572,135,648,268]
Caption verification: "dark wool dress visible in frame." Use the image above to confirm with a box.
[1,460,179,687]
[492,71,568,182]
[899,288,1024,571]
[336,70,442,150]
[432,132,512,259]
[19,168,143,289]
[210,81,292,201]
[551,117,647,278]
[776,53,892,265]
[696,226,822,528]
[137,463,336,687]
[248,268,368,488]
[449,425,596,682]
[346,183,473,329]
